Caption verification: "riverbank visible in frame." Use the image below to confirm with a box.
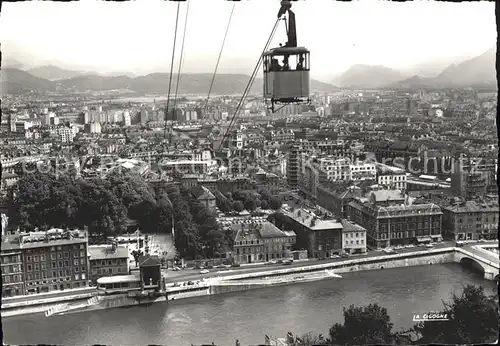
[2,248,455,317]
[4,264,495,346]
[3,246,497,318]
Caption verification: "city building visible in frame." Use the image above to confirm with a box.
[138,255,162,289]
[341,219,367,254]
[442,199,498,241]
[347,192,443,249]
[1,238,25,297]
[229,221,296,264]
[286,145,303,189]
[278,208,343,259]
[56,125,78,143]
[406,174,450,192]
[375,163,407,190]
[0,229,90,295]
[349,161,376,181]
[88,244,129,283]
[451,158,497,199]
[317,157,350,182]
[191,185,217,212]
[266,129,295,142]
[160,160,209,176]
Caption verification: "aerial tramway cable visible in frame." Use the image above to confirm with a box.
[172,1,190,114]
[218,18,281,151]
[204,2,236,115]
[163,2,181,141]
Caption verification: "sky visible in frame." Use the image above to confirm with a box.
[0,0,496,79]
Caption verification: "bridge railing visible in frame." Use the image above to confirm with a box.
[456,248,499,269]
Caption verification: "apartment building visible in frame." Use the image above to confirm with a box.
[451,158,497,199]
[229,221,296,264]
[279,208,343,259]
[375,163,407,190]
[88,244,129,283]
[1,240,25,297]
[347,191,443,249]
[442,199,498,241]
[341,219,367,254]
[1,229,90,296]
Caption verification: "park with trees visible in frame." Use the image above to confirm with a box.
[9,170,282,261]
[212,187,282,213]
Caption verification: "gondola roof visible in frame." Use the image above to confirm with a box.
[263,46,309,56]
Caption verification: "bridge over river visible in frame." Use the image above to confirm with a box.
[456,243,499,281]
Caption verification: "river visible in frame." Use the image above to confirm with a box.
[3,263,495,346]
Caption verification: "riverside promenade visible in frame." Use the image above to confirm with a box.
[3,240,497,317]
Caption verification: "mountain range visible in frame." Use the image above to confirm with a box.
[1,47,496,94]
[331,48,496,89]
[1,68,338,95]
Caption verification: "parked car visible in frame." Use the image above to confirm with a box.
[340,253,349,258]
[282,259,293,265]
[330,254,340,259]
[200,269,209,274]
[172,266,181,271]
[231,263,241,267]
[425,243,434,248]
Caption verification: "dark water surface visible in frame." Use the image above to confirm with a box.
[3,263,495,346]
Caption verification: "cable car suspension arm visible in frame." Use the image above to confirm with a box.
[278,0,296,48]
[218,17,281,151]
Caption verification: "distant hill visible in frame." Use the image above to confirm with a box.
[387,48,496,89]
[337,64,406,88]
[436,47,496,86]
[3,58,25,70]
[1,68,57,94]
[3,68,339,95]
[60,74,135,91]
[27,65,84,81]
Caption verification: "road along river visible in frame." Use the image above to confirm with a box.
[3,263,496,346]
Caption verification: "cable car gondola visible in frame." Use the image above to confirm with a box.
[263,0,311,113]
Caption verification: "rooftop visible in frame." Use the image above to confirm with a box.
[88,245,129,260]
[2,229,88,250]
[341,219,366,233]
[444,200,499,213]
[96,274,140,285]
[283,208,343,231]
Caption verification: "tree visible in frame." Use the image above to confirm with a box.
[131,249,143,266]
[10,173,78,231]
[155,194,173,234]
[414,284,499,344]
[214,190,231,213]
[261,199,270,210]
[243,197,258,211]
[76,179,128,240]
[269,196,282,210]
[329,304,395,345]
[232,200,244,212]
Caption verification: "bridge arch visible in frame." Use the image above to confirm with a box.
[460,257,486,274]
